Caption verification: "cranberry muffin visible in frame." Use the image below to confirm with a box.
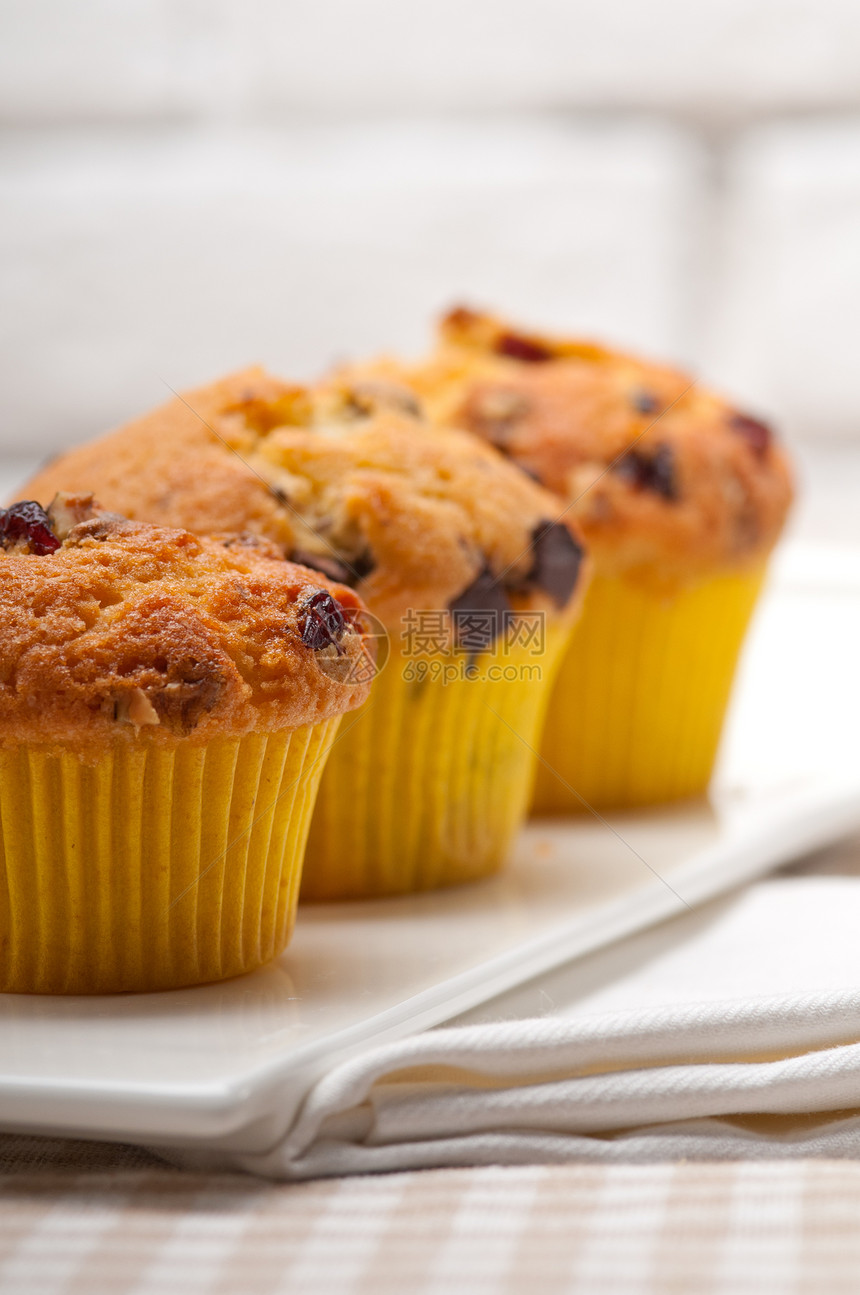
[344,306,794,809]
[24,372,590,897]
[0,493,372,991]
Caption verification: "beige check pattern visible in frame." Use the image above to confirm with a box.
[2,1144,860,1294]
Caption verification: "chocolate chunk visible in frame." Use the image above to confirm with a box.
[526,522,585,608]
[731,411,772,457]
[515,462,545,486]
[299,589,348,654]
[291,549,353,585]
[614,451,645,490]
[614,444,678,502]
[0,500,60,555]
[448,567,512,652]
[631,389,660,415]
[291,547,375,587]
[648,445,678,500]
[495,333,553,364]
[350,550,376,582]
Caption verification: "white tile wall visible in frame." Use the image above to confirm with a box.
[1,0,859,452]
[223,0,860,120]
[0,120,702,451]
[0,1,206,124]
[3,0,860,123]
[709,121,860,441]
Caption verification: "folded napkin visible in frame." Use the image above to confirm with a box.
[170,874,860,1180]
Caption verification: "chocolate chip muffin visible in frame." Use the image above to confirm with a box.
[24,372,589,898]
[345,306,794,810]
[0,494,372,991]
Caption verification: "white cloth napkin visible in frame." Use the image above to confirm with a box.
[169,875,860,1180]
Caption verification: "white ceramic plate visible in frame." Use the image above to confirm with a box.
[0,542,858,1154]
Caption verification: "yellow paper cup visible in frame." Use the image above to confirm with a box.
[302,624,571,900]
[532,564,767,812]
[0,719,339,994]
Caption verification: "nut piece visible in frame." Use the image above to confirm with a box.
[46,492,100,540]
[115,687,161,728]
[64,516,131,545]
[343,380,422,419]
[465,386,531,448]
[155,676,224,736]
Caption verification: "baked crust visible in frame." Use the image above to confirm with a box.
[0,505,373,752]
[343,307,795,586]
[23,369,589,632]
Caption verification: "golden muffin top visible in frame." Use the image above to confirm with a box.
[0,495,373,752]
[345,307,795,585]
[23,369,589,637]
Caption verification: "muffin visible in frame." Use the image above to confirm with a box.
[24,370,590,898]
[347,306,794,811]
[0,494,372,992]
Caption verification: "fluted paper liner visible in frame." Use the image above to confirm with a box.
[0,719,339,993]
[303,625,571,900]
[532,564,767,812]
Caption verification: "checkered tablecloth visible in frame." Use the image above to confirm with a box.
[2,1144,860,1294]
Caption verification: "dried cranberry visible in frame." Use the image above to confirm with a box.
[495,333,553,364]
[526,522,585,608]
[300,589,348,654]
[731,412,771,458]
[614,444,678,502]
[0,500,60,554]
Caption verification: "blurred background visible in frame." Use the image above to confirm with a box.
[0,0,858,537]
